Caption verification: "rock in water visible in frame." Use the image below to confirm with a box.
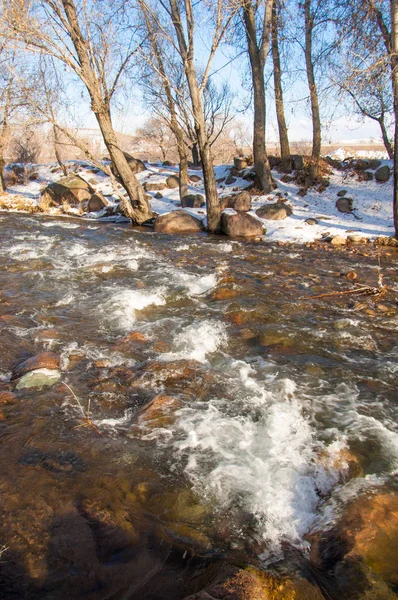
[221,212,264,238]
[154,210,204,233]
[16,368,61,390]
[255,203,292,220]
[11,352,60,380]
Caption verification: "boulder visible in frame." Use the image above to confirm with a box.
[355,159,370,170]
[242,171,256,181]
[221,212,264,238]
[39,175,94,210]
[166,175,180,189]
[291,154,304,170]
[144,181,166,192]
[154,210,204,233]
[375,165,391,182]
[189,174,202,183]
[336,197,353,213]
[154,192,163,199]
[225,175,236,185]
[181,194,205,208]
[11,352,60,381]
[337,190,347,197]
[87,192,108,212]
[234,156,252,170]
[162,160,174,167]
[220,191,251,212]
[123,153,146,174]
[255,203,292,220]
[330,235,346,246]
[370,159,382,170]
[305,218,318,225]
[269,155,282,168]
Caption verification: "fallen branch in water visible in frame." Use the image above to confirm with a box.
[301,285,387,301]
[62,382,102,435]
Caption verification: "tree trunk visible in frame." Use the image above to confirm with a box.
[95,110,153,224]
[0,137,6,194]
[53,125,68,176]
[304,0,321,182]
[191,143,200,166]
[185,68,220,231]
[177,135,189,200]
[391,0,398,237]
[378,116,394,159]
[243,1,273,192]
[272,1,291,172]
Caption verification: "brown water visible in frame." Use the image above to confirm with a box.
[0,212,398,599]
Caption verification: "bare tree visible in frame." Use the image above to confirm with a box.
[151,0,236,232]
[241,0,274,192]
[0,43,28,192]
[137,116,176,162]
[271,0,291,172]
[11,125,41,182]
[5,0,152,224]
[303,0,321,181]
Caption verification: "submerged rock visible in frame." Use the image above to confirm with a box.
[154,210,204,233]
[15,368,61,390]
[183,565,324,600]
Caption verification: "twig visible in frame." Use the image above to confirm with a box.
[61,382,102,435]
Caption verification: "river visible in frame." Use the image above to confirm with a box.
[0,212,397,599]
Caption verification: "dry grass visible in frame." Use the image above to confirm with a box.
[62,382,103,435]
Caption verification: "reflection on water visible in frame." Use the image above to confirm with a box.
[0,213,398,598]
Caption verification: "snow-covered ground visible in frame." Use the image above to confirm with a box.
[2,150,395,244]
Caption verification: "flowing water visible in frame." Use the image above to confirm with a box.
[0,212,398,599]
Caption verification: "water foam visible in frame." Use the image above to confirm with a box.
[102,288,166,331]
[160,320,227,363]
[170,370,342,559]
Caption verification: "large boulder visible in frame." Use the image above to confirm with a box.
[181,194,205,208]
[255,203,292,220]
[220,191,251,212]
[221,212,264,238]
[39,175,94,210]
[375,165,391,182]
[154,210,204,233]
[166,175,179,189]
